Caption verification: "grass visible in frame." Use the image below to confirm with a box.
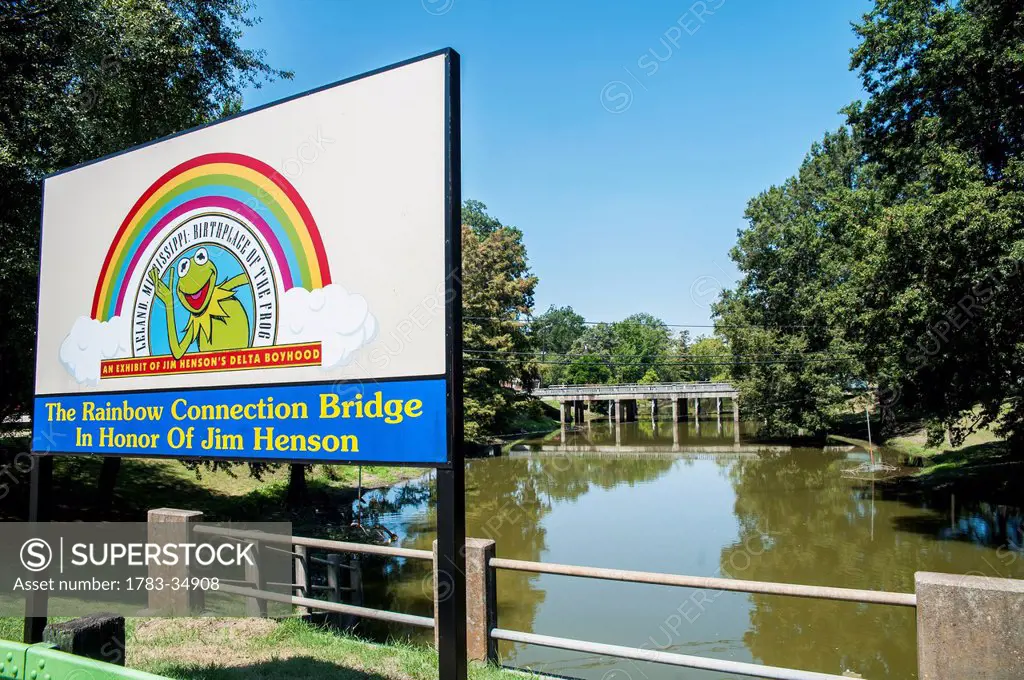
[0,618,528,680]
[828,411,1024,506]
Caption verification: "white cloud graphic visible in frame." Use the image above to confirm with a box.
[278,284,378,369]
[59,315,131,385]
[57,284,376,383]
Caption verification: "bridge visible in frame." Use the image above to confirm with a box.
[533,382,739,428]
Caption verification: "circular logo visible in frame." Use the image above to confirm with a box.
[422,0,455,15]
[20,538,52,572]
[602,670,633,680]
[600,81,633,114]
[66,669,99,680]
[690,275,723,309]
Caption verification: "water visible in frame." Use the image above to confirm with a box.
[355,419,1024,680]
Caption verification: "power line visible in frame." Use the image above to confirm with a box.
[463,356,862,367]
[464,316,811,330]
[463,348,863,359]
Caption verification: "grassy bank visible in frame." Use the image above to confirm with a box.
[0,618,527,680]
[828,417,1023,506]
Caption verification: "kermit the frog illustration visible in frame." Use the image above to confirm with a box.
[148,247,251,359]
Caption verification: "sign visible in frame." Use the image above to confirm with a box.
[31,50,461,466]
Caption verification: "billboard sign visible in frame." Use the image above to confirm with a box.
[31,50,460,465]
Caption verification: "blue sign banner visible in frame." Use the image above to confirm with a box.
[32,378,447,464]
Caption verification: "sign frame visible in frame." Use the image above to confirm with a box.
[27,49,468,680]
[29,48,464,470]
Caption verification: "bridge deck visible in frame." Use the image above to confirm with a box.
[533,382,737,400]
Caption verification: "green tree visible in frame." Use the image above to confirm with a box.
[716,0,1024,445]
[684,336,731,382]
[461,201,538,441]
[850,0,1024,182]
[532,305,585,385]
[0,0,289,423]
[610,313,671,383]
[564,354,612,385]
[462,198,504,236]
[714,128,874,436]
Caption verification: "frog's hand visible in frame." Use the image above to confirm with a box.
[148,267,173,306]
[220,274,251,291]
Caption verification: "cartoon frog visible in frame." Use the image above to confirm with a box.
[148,247,251,360]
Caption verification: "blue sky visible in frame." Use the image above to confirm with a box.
[240,0,871,330]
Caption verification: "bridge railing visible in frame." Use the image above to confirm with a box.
[533,381,737,397]
[147,509,1024,680]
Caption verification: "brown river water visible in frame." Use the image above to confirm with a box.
[346,419,1023,680]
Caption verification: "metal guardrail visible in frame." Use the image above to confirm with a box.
[533,382,738,397]
[488,556,915,680]
[216,583,434,628]
[489,557,916,607]
[491,629,852,680]
[190,524,433,627]
[182,518,920,679]
[192,524,433,560]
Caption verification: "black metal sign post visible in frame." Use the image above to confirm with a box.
[23,453,53,643]
[437,48,467,680]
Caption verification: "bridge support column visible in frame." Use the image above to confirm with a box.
[558,401,566,427]
[716,397,722,416]
[612,399,619,422]
[694,397,701,420]
[671,396,680,423]
[650,400,658,420]
[733,397,740,443]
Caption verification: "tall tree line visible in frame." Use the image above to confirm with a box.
[715,0,1024,444]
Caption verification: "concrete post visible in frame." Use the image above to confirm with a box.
[558,401,566,426]
[465,538,498,663]
[916,571,1024,679]
[147,508,204,615]
[650,400,658,419]
[672,396,679,423]
[294,545,310,616]
[326,553,343,627]
[694,397,701,420]
[433,538,498,663]
[613,399,620,422]
[733,397,740,443]
[716,397,722,416]
[245,540,268,617]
